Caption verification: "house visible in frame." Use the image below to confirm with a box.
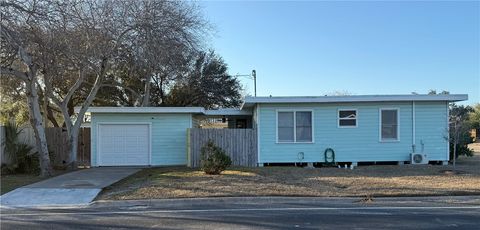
[86,94,467,167]
[244,94,467,166]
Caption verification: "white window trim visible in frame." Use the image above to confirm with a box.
[276,109,314,144]
[379,108,400,142]
[96,122,152,166]
[338,108,358,128]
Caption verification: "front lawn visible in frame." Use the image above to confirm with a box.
[99,155,480,200]
[1,174,45,195]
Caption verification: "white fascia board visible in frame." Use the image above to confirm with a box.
[241,94,468,108]
[75,107,205,114]
[204,109,253,116]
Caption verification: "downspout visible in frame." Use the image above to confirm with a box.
[446,101,450,161]
[256,104,261,166]
[412,101,416,153]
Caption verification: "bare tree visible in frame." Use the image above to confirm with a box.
[40,0,208,167]
[2,0,210,169]
[110,0,206,107]
[1,0,53,176]
[40,0,134,168]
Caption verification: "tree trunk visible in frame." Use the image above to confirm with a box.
[66,70,104,167]
[453,141,457,170]
[26,79,53,177]
[141,75,152,107]
[46,105,60,127]
[68,128,79,169]
[159,75,165,105]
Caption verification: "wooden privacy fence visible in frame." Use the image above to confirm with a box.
[187,128,257,167]
[0,126,91,167]
[45,127,91,167]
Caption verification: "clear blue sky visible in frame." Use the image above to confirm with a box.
[201,1,479,105]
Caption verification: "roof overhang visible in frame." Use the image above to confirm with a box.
[74,107,253,116]
[241,94,468,109]
[75,107,205,114]
[204,108,252,116]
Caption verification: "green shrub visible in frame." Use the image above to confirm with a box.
[3,121,39,174]
[1,163,16,175]
[200,140,232,175]
[448,104,475,159]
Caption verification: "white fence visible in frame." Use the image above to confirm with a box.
[0,125,37,165]
[0,126,5,165]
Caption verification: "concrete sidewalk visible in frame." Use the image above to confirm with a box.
[0,167,141,208]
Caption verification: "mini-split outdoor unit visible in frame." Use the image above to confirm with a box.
[410,153,428,165]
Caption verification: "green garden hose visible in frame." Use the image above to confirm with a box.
[324,148,335,164]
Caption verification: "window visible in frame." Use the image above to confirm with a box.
[278,112,294,142]
[235,119,247,129]
[296,112,312,142]
[277,111,313,143]
[380,109,399,141]
[338,110,357,127]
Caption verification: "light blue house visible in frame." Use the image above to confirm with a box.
[243,94,467,166]
[86,94,467,167]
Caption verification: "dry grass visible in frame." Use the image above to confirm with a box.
[1,169,71,195]
[0,174,44,195]
[99,154,480,200]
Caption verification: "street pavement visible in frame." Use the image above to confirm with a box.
[1,196,479,229]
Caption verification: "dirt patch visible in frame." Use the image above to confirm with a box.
[439,170,468,175]
[468,143,480,153]
[98,155,480,200]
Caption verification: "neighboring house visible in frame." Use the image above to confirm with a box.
[85,94,467,167]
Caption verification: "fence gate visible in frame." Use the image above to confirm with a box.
[45,127,91,167]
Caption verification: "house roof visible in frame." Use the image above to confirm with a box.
[241,94,468,108]
[75,107,253,116]
[203,108,252,116]
[76,107,205,114]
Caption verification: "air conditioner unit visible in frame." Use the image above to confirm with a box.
[410,153,428,165]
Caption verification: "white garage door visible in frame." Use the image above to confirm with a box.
[98,124,150,166]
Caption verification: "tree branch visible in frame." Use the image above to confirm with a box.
[100,82,141,100]
[0,67,28,81]
[63,69,86,108]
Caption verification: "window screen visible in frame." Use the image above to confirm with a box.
[296,111,312,142]
[381,109,398,140]
[278,112,294,142]
[339,110,357,127]
[277,111,313,142]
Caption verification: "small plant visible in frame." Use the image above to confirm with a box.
[2,120,39,174]
[200,140,232,175]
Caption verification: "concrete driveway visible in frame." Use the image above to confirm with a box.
[0,167,141,208]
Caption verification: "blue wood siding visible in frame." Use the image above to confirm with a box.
[257,102,448,163]
[414,101,449,160]
[91,113,191,166]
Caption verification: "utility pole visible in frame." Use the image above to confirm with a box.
[235,69,257,97]
[252,69,257,97]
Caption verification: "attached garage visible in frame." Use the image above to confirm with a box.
[87,107,205,167]
[97,123,151,166]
